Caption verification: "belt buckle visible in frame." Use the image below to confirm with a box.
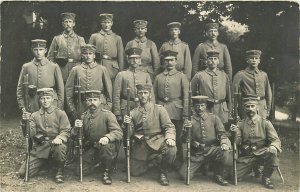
[68,58,74,62]
[134,97,139,102]
[215,99,219,103]
[164,97,169,102]
[257,97,261,100]
[103,55,109,59]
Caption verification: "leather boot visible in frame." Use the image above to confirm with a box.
[55,162,65,183]
[214,166,228,186]
[262,167,275,189]
[102,169,112,185]
[159,172,169,186]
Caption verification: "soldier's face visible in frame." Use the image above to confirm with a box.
[206,29,219,40]
[86,98,101,111]
[194,103,207,114]
[169,28,180,39]
[244,103,258,118]
[128,56,141,68]
[207,56,219,69]
[134,27,147,38]
[82,51,95,64]
[164,58,177,71]
[39,96,54,109]
[247,56,260,68]
[138,90,151,104]
[32,47,47,61]
[62,19,75,32]
[101,20,113,32]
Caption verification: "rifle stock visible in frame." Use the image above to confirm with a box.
[126,84,131,183]
[185,82,192,185]
[23,74,30,182]
[232,92,240,186]
[76,77,83,182]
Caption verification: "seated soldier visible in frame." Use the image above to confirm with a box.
[179,96,231,186]
[74,90,123,185]
[17,88,71,183]
[230,95,281,189]
[123,83,177,186]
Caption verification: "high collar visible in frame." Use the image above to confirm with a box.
[134,36,147,43]
[81,62,98,69]
[39,105,56,114]
[138,102,152,112]
[128,67,140,72]
[245,66,260,74]
[205,40,220,47]
[33,57,48,66]
[100,30,113,35]
[62,30,75,38]
[168,38,181,45]
[245,114,259,125]
[205,68,219,76]
[193,112,208,121]
[163,68,179,76]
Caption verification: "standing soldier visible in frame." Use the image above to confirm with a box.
[191,51,231,125]
[17,88,71,183]
[123,83,177,186]
[192,22,232,81]
[74,90,123,185]
[154,50,189,168]
[47,12,86,83]
[65,44,112,121]
[230,96,281,189]
[233,50,272,119]
[159,22,192,80]
[89,13,124,81]
[113,47,154,123]
[125,20,160,81]
[179,96,231,186]
[17,39,64,113]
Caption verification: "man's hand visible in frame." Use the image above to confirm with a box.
[75,119,83,128]
[230,124,239,132]
[52,137,63,145]
[166,139,176,147]
[22,111,31,120]
[268,145,277,155]
[184,120,192,128]
[221,143,230,151]
[99,137,109,145]
[124,115,132,124]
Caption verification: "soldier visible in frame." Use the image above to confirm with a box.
[74,90,123,185]
[159,22,192,80]
[233,50,272,119]
[65,44,112,121]
[17,88,71,183]
[16,39,64,113]
[191,51,231,125]
[153,50,189,168]
[125,20,160,81]
[179,96,231,186]
[89,13,124,81]
[47,12,86,83]
[230,96,281,189]
[113,47,154,123]
[123,83,177,186]
[192,22,232,81]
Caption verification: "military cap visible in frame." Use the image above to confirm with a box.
[243,94,259,105]
[136,83,152,91]
[133,20,148,28]
[167,22,181,29]
[205,22,219,31]
[61,12,76,21]
[246,50,262,58]
[207,51,220,58]
[126,47,142,58]
[81,44,97,53]
[85,90,102,99]
[31,39,47,48]
[37,88,54,97]
[161,50,178,59]
[192,95,209,104]
[99,13,113,22]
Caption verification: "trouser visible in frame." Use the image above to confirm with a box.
[172,120,184,164]
[76,143,117,176]
[131,141,177,177]
[179,146,231,180]
[18,143,67,177]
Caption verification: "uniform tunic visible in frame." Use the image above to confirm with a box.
[47,31,86,82]
[159,39,192,80]
[192,40,232,81]
[16,58,64,112]
[233,67,272,118]
[191,69,231,123]
[65,62,112,113]
[89,30,124,79]
[125,37,160,78]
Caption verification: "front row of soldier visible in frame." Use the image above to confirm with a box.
[17,84,281,189]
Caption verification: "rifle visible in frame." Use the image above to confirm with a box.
[23,74,30,182]
[232,92,240,186]
[75,77,83,182]
[270,82,276,122]
[185,82,192,185]
[126,83,131,183]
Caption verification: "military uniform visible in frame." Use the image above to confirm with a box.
[16,40,64,112]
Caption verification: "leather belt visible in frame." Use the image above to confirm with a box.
[208,98,226,104]
[257,96,265,100]
[68,58,74,62]
[159,97,181,102]
[121,95,139,102]
[102,54,117,60]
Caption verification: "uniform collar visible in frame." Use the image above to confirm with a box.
[81,62,98,69]
[62,30,76,38]
[33,57,48,66]
[205,68,219,76]
[128,67,140,72]
[245,66,260,74]
[100,30,113,35]
[169,38,181,45]
[39,105,56,114]
[246,114,260,125]
[193,112,208,121]
[163,68,178,76]
[138,102,152,112]
[205,40,220,47]
[135,36,147,43]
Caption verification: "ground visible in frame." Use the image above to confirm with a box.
[0,117,299,192]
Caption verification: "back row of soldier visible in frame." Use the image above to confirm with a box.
[16,12,281,189]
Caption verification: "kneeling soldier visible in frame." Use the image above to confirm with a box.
[17,88,71,183]
[74,90,123,185]
[123,83,177,186]
[230,95,281,189]
[179,96,231,186]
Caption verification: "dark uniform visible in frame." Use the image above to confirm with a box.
[125,20,160,81]
[159,22,192,80]
[89,14,124,80]
[47,13,86,83]
[16,40,64,112]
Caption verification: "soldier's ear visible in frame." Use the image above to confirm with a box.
[44,48,48,54]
